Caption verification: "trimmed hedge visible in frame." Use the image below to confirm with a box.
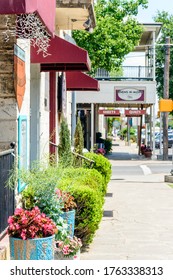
[83,152,112,186]
[57,184,103,247]
[58,167,106,197]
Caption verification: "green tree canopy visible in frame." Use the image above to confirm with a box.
[72,0,148,74]
[154,11,173,100]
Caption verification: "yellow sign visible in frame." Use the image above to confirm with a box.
[159,99,173,112]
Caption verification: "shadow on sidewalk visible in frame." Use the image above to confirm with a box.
[106,141,140,161]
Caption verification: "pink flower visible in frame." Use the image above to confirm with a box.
[21,229,27,240]
[55,189,62,198]
[8,216,14,224]
[55,236,82,257]
[14,208,23,215]
[21,215,28,224]
[7,207,57,239]
[14,223,20,230]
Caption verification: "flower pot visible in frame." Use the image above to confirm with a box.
[60,210,75,238]
[9,235,55,260]
[144,151,152,158]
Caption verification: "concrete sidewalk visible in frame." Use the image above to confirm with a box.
[81,140,173,260]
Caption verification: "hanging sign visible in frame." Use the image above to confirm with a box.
[98,109,120,116]
[14,44,26,111]
[115,87,145,102]
[125,109,146,116]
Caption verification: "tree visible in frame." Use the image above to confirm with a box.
[72,0,148,74]
[58,118,73,168]
[154,11,173,100]
[73,117,84,167]
[154,12,173,160]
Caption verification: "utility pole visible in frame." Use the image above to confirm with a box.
[163,36,170,160]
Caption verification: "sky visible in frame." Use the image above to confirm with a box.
[124,0,173,66]
[136,0,173,23]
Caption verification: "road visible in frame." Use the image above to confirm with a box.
[107,139,173,178]
[111,162,173,177]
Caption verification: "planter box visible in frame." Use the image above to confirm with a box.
[144,151,152,158]
[60,210,75,238]
[9,235,55,260]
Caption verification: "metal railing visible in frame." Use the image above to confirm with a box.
[95,66,154,81]
[72,151,95,168]
[0,150,15,237]
[50,141,95,167]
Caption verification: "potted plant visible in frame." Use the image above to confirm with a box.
[140,144,146,155]
[7,206,58,260]
[144,146,152,158]
[55,235,82,260]
[96,147,106,155]
[56,189,77,238]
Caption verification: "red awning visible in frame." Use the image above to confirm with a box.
[31,36,91,72]
[66,72,99,91]
[0,0,56,35]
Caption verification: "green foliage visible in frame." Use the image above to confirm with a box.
[73,117,84,167]
[58,118,73,168]
[120,127,136,140]
[154,12,173,101]
[19,162,68,240]
[57,184,103,247]
[5,157,18,190]
[20,164,62,216]
[83,152,112,187]
[103,138,113,154]
[72,0,147,73]
[57,167,106,198]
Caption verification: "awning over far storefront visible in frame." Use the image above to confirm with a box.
[66,72,99,91]
[0,0,56,35]
[31,36,91,72]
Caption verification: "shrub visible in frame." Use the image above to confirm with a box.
[83,152,112,186]
[73,117,84,167]
[57,167,106,197]
[58,118,73,168]
[19,163,68,240]
[103,138,112,154]
[58,184,103,247]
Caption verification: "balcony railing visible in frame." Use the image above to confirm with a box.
[95,66,154,81]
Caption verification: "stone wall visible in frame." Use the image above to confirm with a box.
[0,15,17,151]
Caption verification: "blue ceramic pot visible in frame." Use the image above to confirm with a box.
[60,210,75,237]
[9,235,55,260]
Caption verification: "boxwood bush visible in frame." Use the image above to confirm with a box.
[83,152,112,187]
[58,167,106,197]
[57,183,103,247]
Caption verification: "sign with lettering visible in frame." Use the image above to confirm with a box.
[125,109,146,116]
[14,44,26,111]
[115,87,145,102]
[98,109,120,116]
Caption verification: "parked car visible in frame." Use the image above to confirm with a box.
[168,135,173,148]
[155,134,173,149]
